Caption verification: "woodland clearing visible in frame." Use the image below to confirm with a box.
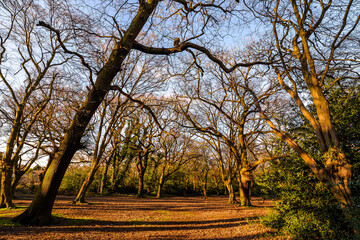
[0,195,287,239]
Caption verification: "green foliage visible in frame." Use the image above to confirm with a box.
[0,218,22,226]
[257,81,360,239]
[59,165,103,196]
[258,156,356,239]
[59,166,89,195]
[327,83,360,175]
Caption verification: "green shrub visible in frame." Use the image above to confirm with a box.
[59,166,89,195]
[258,156,357,239]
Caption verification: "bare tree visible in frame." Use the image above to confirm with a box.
[73,93,131,204]
[0,0,71,208]
[155,132,198,198]
[12,0,268,225]
[174,61,278,206]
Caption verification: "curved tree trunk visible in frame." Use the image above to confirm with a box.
[12,2,159,225]
[11,170,25,199]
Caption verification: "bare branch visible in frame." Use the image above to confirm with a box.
[37,21,96,89]
[132,41,271,73]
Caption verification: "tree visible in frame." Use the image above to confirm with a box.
[156,133,197,198]
[73,93,129,204]
[130,110,162,198]
[241,0,360,230]
[258,83,360,238]
[11,0,159,225]
[0,0,69,208]
[12,0,266,225]
[175,63,277,205]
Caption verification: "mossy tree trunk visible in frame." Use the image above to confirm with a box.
[264,0,355,212]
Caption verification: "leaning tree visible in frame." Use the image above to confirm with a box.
[12,0,268,225]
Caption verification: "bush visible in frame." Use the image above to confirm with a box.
[59,166,89,195]
[257,156,357,239]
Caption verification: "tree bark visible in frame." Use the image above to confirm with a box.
[11,170,25,199]
[99,161,110,194]
[156,169,165,198]
[239,167,252,206]
[201,169,208,199]
[0,164,14,208]
[137,169,145,198]
[224,179,237,204]
[12,1,159,225]
[156,178,164,198]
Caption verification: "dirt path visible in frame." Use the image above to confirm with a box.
[0,195,286,239]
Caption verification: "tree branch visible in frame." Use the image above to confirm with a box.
[37,21,96,89]
[132,41,271,73]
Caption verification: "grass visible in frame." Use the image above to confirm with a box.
[129,216,153,226]
[245,217,260,225]
[152,210,175,221]
[0,205,27,211]
[0,218,22,226]
[0,207,25,227]
[0,212,96,227]
[52,213,96,226]
[0,205,26,224]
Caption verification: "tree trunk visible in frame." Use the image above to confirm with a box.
[239,167,252,206]
[224,179,237,204]
[137,168,145,198]
[202,182,207,199]
[321,150,352,207]
[156,171,165,198]
[202,171,208,199]
[110,151,120,188]
[74,164,98,204]
[213,176,220,195]
[12,2,159,225]
[100,161,110,194]
[156,181,164,198]
[11,170,25,199]
[111,154,133,193]
[0,164,14,208]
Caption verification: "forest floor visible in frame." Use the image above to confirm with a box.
[0,195,288,239]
